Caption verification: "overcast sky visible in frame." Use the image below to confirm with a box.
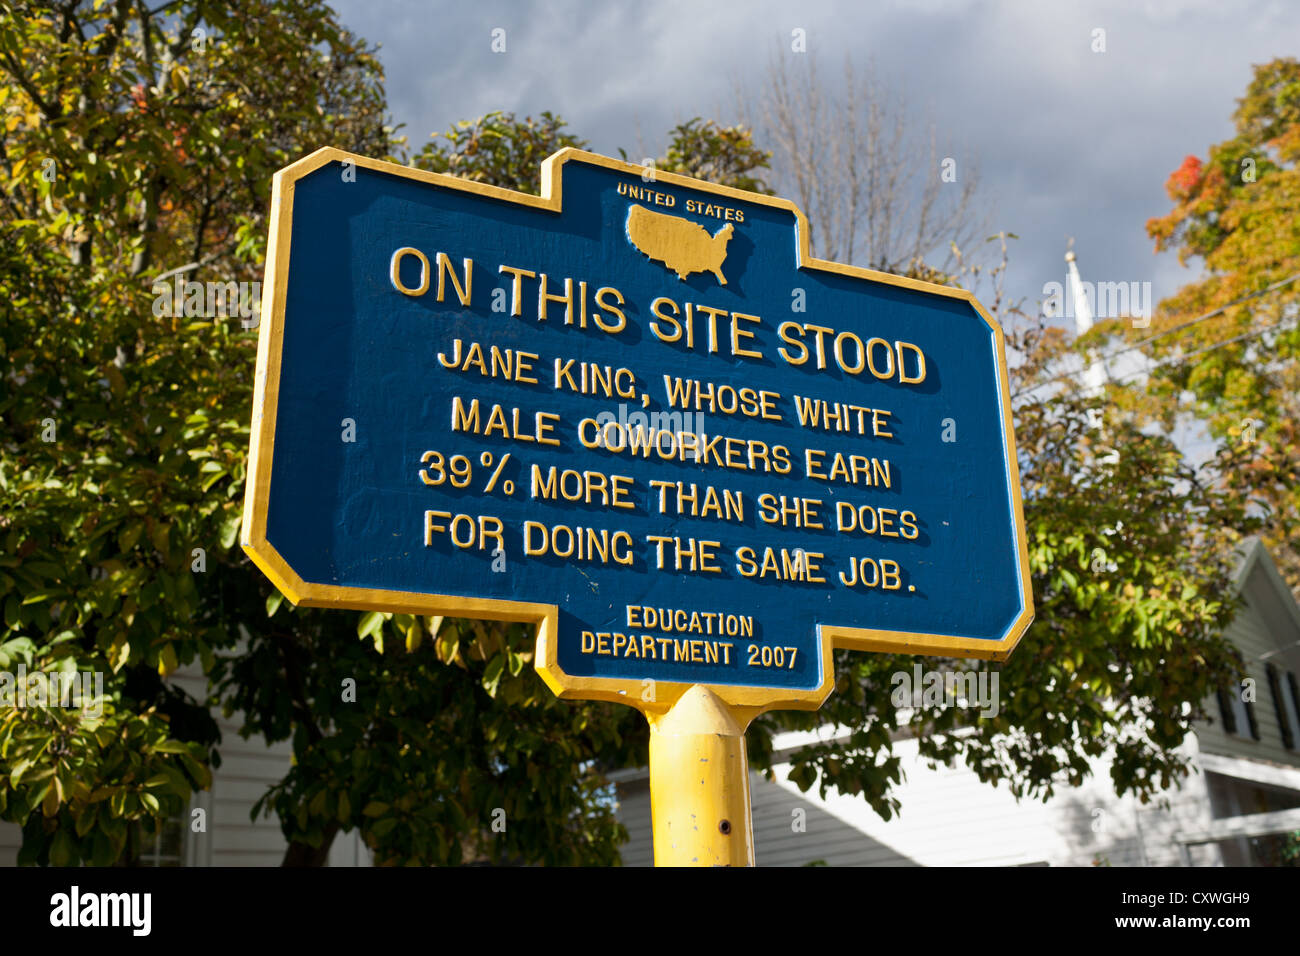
[331,0,1296,317]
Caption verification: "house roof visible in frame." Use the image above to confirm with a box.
[1232,537,1300,654]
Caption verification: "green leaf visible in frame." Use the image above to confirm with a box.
[91,830,115,867]
[10,758,33,785]
[219,511,241,550]
[404,622,422,653]
[788,762,817,793]
[118,521,144,552]
[483,653,505,697]
[49,829,75,867]
[110,638,131,672]
[357,611,383,639]
[75,806,98,838]
[40,781,58,817]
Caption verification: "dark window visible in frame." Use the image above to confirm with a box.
[1219,680,1259,741]
[1288,672,1300,739]
[1217,687,1238,735]
[1266,664,1295,750]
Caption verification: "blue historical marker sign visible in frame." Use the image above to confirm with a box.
[243,147,1033,713]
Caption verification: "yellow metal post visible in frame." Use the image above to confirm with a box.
[646,684,756,866]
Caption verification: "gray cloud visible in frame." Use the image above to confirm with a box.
[334,0,1298,315]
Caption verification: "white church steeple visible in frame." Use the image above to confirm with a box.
[1066,247,1108,397]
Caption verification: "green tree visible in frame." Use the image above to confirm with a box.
[752,240,1257,817]
[639,116,773,195]
[1143,56,1300,587]
[411,110,586,193]
[0,0,392,865]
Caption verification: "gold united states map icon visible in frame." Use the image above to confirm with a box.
[625,204,734,285]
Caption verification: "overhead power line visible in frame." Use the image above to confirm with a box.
[1099,271,1300,365]
[1103,314,1300,390]
[1013,272,1300,399]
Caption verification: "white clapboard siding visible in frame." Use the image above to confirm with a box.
[1194,542,1300,771]
[616,736,1222,867]
[616,778,653,867]
[174,658,295,866]
[0,820,19,866]
[204,729,293,865]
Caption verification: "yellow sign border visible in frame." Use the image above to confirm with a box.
[242,146,1035,717]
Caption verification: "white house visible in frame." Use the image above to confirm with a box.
[612,538,1300,866]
